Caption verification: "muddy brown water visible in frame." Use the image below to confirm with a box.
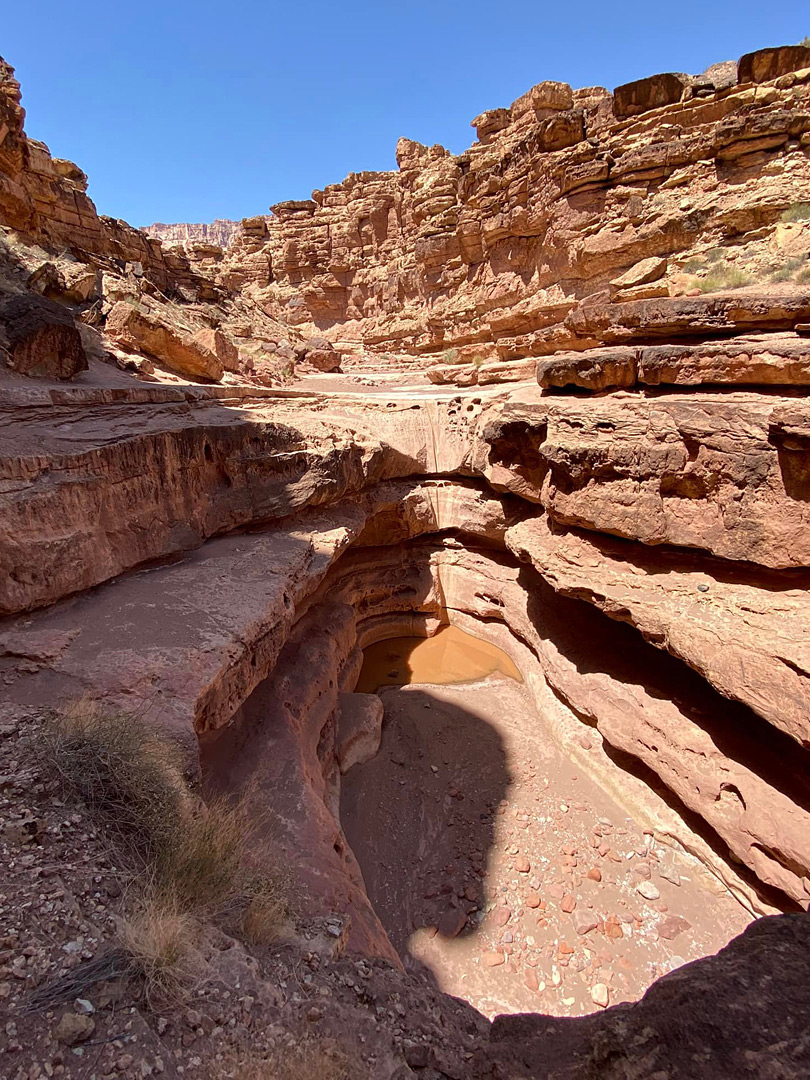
[342,625,752,1019]
[354,625,522,693]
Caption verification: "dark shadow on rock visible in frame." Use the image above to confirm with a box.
[482,913,810,1079]
[519,562,810,814]
[340,680,511,966]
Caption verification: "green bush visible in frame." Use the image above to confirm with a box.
[779,204,810,224]
[770,256,809,283]
[693,267,752,293]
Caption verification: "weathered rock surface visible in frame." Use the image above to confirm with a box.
[483,914,810,1078]
[105,301,224,380]
[738,44,810,84]
[336,691,384,772]
[503,392,810,568]
[538,334,810,390]
[507,515,810,748]
[613,72,690,119]
[0,293,87,378]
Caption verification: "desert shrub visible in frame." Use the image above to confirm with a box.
[680,257,704,273]
[441,347,461,364]
[706,246,726,262]
[779,203,810,223]
[694,267,752,293]
[43,702,186,868]
[800,36,810,48]
[796,264,810,284]
[119,899,202,1006]
[44,703,288,954]
[471,354,486,368]
[770,255,809,283]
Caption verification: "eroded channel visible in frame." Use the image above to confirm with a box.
[341,625,752,1019]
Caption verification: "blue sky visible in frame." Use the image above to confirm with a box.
[3,1,808,227]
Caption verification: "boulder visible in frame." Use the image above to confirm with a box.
[737,45,810,85]
[190,327,240,372]
[613,73,690,119]
[61,262,101,303]
[0,293,87,379]
[336,691,384,773]
[610,257,667,291]
[105,302,223,381]
[297,335,341,372]
[27,261,99,304]
[537,347,637,391]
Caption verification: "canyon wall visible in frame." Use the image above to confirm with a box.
[1,44,810,1066]
[143,219,243,249]
[204,45,810,367]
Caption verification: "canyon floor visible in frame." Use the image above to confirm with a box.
[342,631,751,1020]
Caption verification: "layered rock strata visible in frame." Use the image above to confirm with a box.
[204,46,810,367]
[2,380,810,919]
[2,41,810,1079]
[142,218,243,249]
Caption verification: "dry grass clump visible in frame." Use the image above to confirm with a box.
[119,899,202,1007]
[238,874,290,945]
[693,266,752,293]
[42,702,289,1004]
[156,794,247,913]
[224,1038,363,1080]
[44,701,186,868]
[441,346,462,364]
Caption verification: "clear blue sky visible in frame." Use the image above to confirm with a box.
[3,2,808,227]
